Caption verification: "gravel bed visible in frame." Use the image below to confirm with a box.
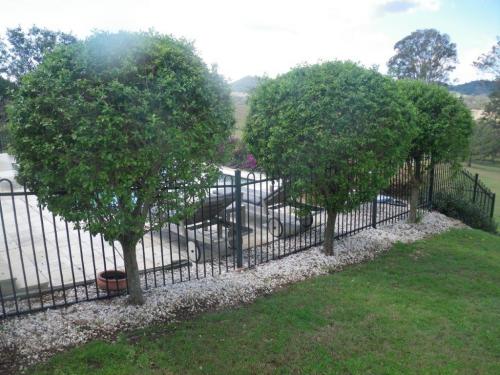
[0,211,465,374]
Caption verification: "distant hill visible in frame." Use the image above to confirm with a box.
[230,76,261,93]
[448,80,497,96]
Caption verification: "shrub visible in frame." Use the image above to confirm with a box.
[397,79,474,223]
[8,31,234,304]
[218,136,257,170]
[433,192,497,233]
[245,61,415,255]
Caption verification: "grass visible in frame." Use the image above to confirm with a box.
[466,160,500,223]
[231,94,249,138]
[33,229,500,375]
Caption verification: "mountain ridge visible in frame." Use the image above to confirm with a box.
[230,75,497,97]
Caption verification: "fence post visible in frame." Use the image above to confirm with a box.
[234,170,243,268]
[428,164,435,210]
[472,173,479,203]
[372,196,377,229]
[491,193,496,219]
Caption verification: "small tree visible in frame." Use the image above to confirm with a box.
[9,31,234,304]
[397,80,473,222]
[387,29,457,83]
[245,62,414,255]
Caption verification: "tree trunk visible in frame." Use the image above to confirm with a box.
[408,157,421,223]
[121,239,145,305]
[409,181,419,223]
[323,208,337,256]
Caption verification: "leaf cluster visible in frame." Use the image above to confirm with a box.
[397,79,474,166]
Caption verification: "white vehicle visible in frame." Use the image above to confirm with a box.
[162,167,319,263]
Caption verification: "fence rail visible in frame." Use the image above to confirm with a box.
[0,162,495,318]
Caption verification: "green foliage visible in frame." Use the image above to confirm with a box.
[433,192,497,233]
[9,31,234,244]
[0,25,74,151]
[397,79,474,164]
[388,29,457,83]
[217,136,256,169]
[0,76,14,151]
[0,76,13,97]
[230,93,249,137]
[398,80,473,222]
[483,84,500,127]
[471,117,500,160]
[245,61,414,214]
[0,25,77,81]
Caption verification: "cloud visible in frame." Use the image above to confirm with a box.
[376,0,440,15]
[0,0,485,83]
[378,1,419,13]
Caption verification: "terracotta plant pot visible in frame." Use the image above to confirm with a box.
[97,270,127,293]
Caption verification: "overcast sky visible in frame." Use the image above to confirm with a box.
[1,0,498,83]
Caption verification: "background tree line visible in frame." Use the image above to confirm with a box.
[386,29,499,163]
[471,38,500,162]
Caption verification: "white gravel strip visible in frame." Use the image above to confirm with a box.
[0,211,465,373]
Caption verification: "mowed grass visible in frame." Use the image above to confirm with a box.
[33,229,500,375]
[231,94,249,138]
[466,160,500,223]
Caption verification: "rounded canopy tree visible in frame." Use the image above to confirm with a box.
[396,79,473,222]
[8,31,234,304]
[245,61,414,255]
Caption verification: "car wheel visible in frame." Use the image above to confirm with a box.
[268,217,284,238]
[187,240,202,263]
[299,214,314,229]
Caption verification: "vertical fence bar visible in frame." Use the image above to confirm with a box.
[234,170,243,268]
[491,193,496,219]
[0,193,19,314]
[472,173,479,203]
[23,186,44,308]
[372,196,377,229]
[39,203,55,306]
[428,164,435,210]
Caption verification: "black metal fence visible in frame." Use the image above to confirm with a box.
[432,164,496,218]
[0,163,495,318]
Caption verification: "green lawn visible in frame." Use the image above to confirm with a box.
[466,160,500,223]
[33,229,500,375]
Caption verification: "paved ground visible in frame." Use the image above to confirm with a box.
[0,192,192,296]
